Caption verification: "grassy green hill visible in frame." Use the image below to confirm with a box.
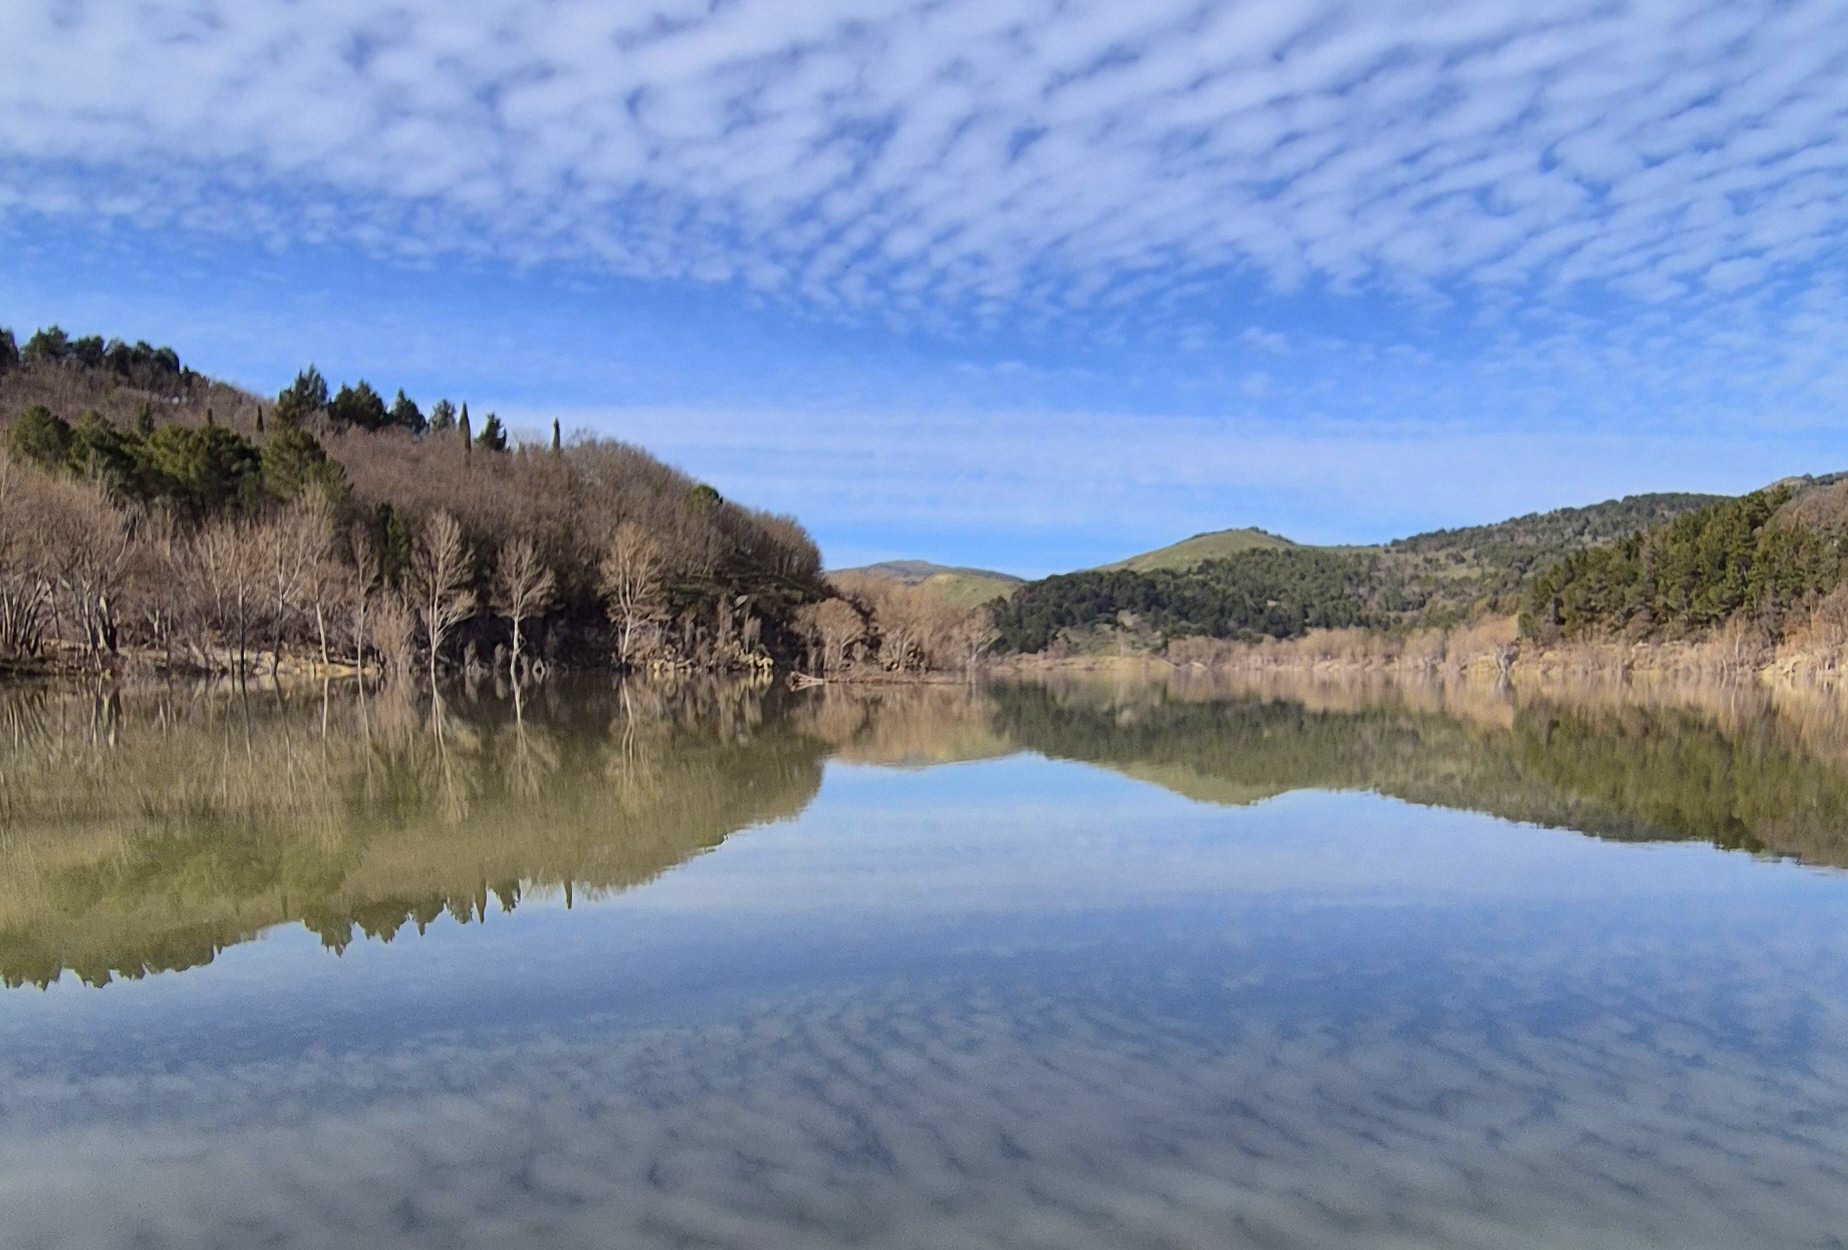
[1097,526,1296,572]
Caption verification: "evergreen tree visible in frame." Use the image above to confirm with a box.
[429,399,457,431]
[68,411,139,496]
[389,389,426,434]
[459,405,472,458]
[7,405,73,469]
[276,366,329,425]
[475,413,507,453]
[262,422,343,502]
[551,418,561,452]
[328,380,389,430]
[141,424,263,518]
[22,326,70,365]
[0,327,17,373]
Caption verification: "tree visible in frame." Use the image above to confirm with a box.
[259,495,334,677]
[550,419,561,453]
[142,424,263,518]
[408,510,476,681]
[389,390,426,434]
[475,413,507,453]
[0,328,17,373]
[329,381,389,431]
[275,366,329,425]
[7,406,73,469]
[0,453,54,658]
[347,525,384,669]
[22,326,70,365]
[459,405,472,458]
[262,421,341,502]
[953,606,1001,674]
[811,597,864,672]
[67,411,139,497]
[494,536,555,672]
[600,521,667,666]
[37,472,132,668]
[181,518,263,675]
[429,399,457,431]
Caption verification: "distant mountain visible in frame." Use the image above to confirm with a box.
[831,560,1025,609]
[1096,527,1295,573]
[838,560,1021,585]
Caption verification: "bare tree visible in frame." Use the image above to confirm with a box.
[36,473,133,670]
[348,526,384,670]
[181,518,262,676]
[370,590,419,678]
[599,521,666,668]
[953,607,1001,675]
[408,510,476,681]
[259,496,333,678]
[493,536,555,673]
[813,598,864,672]
[0,454,52,659]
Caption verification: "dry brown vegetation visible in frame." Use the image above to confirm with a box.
[0,333,831,678]
[793,572,999,681]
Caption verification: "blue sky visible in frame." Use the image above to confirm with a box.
[4,0,1847,575]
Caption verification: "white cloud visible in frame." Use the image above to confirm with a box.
[5,941,1848,1250]
[2,0,1844,323]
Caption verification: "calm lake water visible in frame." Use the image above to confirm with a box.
[4,673,1848,1249]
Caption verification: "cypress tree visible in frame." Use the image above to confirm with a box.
[459,405,472,459]
[551,419,561,452]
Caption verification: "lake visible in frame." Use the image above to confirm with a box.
[4,672,1848,1249]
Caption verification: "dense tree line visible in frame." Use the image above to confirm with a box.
[0,324,196,395]
[992,549,1376,653]
[1385,491,1728,620]
[1522,488,1846,642]
[0,324,828,678]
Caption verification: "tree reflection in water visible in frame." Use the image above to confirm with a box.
[6,670,1848,988]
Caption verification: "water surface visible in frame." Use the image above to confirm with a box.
[3,675,1848,1249]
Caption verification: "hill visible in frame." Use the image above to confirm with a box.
[1097,526,1295,572]
[0,320,827,675]
[994,491,1758,654]
[1523,480,1848,644]
[832,560,1023,609]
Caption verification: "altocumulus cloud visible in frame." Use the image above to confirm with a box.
[3,0,1846,320]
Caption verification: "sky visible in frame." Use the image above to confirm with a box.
[3,0,1847,575]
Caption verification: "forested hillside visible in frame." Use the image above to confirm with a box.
[0,322,826,676]
[993,493,1735,654]
[993,549,1376,652]
[1523,486,1848,644]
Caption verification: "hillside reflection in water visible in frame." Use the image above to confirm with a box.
[3,672,1848,1248]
